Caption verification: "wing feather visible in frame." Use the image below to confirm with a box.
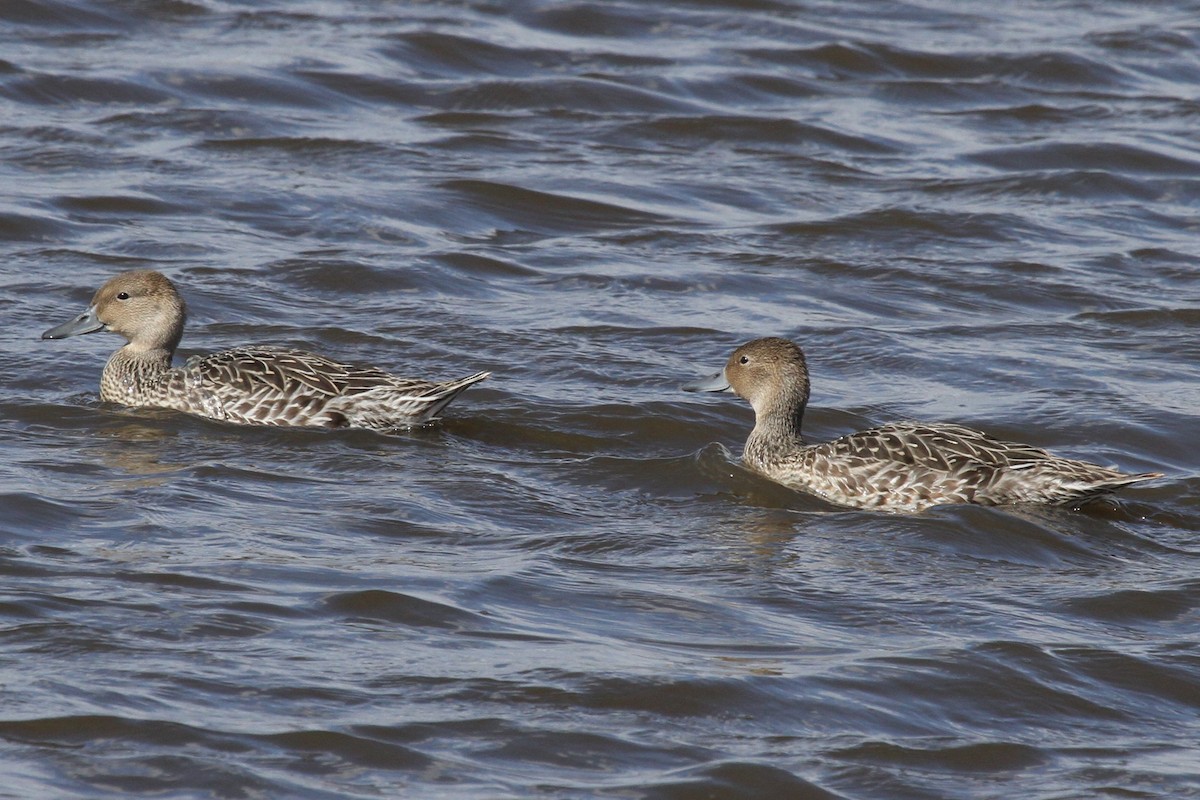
[187,346,405,398]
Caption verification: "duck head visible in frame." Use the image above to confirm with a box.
[684,336,811,417]
[43,270,187,353]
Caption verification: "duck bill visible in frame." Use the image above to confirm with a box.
[682,369,731,393]
[42,305,105,339]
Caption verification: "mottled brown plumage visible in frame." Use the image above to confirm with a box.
[43,270,488,429]
[684,337,1161,512]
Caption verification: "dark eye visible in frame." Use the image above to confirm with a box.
[739,355,749,364]
[116,292,130,300]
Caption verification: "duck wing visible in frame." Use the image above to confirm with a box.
[818,421,1052,472]
[179,346,488,428]
[803,422,1157,509]
[185,346,400,398]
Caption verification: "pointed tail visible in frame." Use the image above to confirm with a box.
[420,371,490,421]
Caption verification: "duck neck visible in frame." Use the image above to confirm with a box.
[744,397,807,468]
[100,345,175,403]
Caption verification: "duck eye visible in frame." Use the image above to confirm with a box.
[116,292,130,300]
[739,355,750,364]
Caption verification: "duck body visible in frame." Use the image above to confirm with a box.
[685,337,1160,512]
[747,420,1158,513]
[43,270,488,429]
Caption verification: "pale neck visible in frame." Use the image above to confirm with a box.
[744,397,807,467]
[113,344,174,371]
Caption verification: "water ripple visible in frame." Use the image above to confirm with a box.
[2,0,1198,798]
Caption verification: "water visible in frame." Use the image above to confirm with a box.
[2,1,1198,797]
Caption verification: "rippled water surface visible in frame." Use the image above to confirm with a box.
[2,1,1199,797]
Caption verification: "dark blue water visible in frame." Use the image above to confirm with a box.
[2,1,1198,797]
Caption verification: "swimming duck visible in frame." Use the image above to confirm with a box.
[684,337,1160,512]
[42,270,489,429]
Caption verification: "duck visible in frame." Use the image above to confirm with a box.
[683,337,1161,512]
[42,270,489,429]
